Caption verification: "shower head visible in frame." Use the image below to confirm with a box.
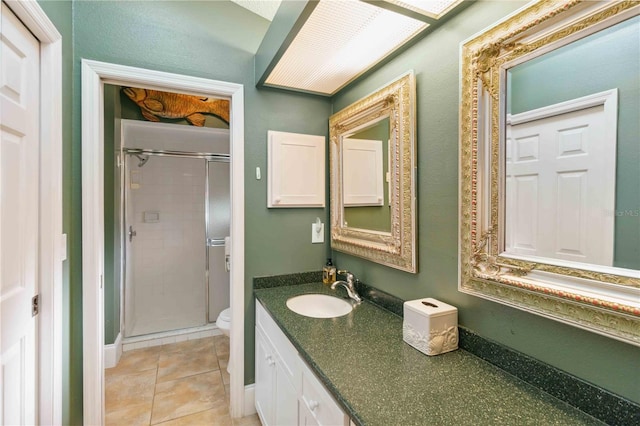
[133,153,149,167]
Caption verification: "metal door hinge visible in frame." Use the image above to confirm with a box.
[32,295,39,316]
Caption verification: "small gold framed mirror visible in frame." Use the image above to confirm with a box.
[330,71,417,273]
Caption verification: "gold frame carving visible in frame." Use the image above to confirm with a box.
[459,0,640,345]
[330,71,417,273]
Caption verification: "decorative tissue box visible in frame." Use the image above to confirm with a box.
[403,298,458,356]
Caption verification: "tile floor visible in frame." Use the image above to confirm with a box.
[106,336,261,426]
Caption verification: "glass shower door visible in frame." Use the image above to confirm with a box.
[207,159,231,322]
[124,154,207,337]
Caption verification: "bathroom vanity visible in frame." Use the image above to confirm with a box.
[255,300,349,426]
[255,282,606,426]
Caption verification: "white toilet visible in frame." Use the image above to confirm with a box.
[216,307,232,374]
[216,307,231,337]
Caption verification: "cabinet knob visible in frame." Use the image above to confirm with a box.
[266,355,275,366]
[309,399,319,411]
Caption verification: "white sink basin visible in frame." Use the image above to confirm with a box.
[286,294,353,318]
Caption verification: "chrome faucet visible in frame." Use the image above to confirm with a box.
[331,270,362,303]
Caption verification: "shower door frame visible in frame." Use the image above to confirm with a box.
[121,148,230,337]
[81,59,246,424]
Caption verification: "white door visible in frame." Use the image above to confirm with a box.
[505,95,617,266]
[1,2,41,424]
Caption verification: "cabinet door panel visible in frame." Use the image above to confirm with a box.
[255,328,275,426]
[300,361,347,426]
[275,369,298,426]
[299,401,320,426]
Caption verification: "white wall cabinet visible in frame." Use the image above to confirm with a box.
[267,130,325,208]
[256,301,349,426]
[343,138,384,206]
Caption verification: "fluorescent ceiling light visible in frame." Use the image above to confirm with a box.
[265,1,428,95]
[383,0,463,19]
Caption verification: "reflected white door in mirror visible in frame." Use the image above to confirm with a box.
[459,0,640,346]
[505,89,618,267]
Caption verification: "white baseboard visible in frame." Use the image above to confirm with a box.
[244,384,256,416]
[103,332,122,369]
[122,324,221,352]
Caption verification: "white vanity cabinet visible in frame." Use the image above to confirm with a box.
[256,301,349,426]
[255,304,299,426]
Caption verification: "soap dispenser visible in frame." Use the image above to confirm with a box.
[323,258,337,284]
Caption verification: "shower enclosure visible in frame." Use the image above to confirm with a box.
[121,120,230,338]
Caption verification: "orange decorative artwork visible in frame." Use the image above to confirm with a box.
[123,87,229,126]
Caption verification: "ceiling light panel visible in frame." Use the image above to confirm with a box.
[265,1,428,95]
[383,0,463,19]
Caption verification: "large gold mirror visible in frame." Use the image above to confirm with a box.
[330,72,417,272]
[460,0,639,345]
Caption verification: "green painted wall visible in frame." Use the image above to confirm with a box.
[508,15,640,270]
[331,0,640,404]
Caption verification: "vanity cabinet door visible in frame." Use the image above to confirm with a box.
[255,328,276,426]
[299,360,349,426]
[299,400,320,426]
[256,302,299,425]
[275,366,298,426]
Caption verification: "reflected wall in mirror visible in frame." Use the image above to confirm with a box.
[330,71,417,272]
[459,0,640,345]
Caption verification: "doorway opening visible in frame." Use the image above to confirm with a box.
[81,60,245,424]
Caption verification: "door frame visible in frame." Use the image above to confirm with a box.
[81,60,245,424]
[3,1,64,424]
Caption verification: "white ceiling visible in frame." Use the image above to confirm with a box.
[230,0,282,21]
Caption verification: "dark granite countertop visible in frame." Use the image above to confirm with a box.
[255,282,604,426]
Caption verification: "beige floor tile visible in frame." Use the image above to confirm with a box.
[157,349,219,383]
[232,413,262,426]
[107,346,163,376]
[151,371,226,424]
[155,407,232,426]
[214,335,229,357]
[218,357,228,370]
[220,365,230,386]
[106,369,156,412]
[105,401,153,426]
[162,337,215,355]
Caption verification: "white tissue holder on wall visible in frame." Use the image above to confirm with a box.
[403,298,458,356]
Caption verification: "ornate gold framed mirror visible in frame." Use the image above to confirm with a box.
[460,0,639,345]
[330,71,417,273]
